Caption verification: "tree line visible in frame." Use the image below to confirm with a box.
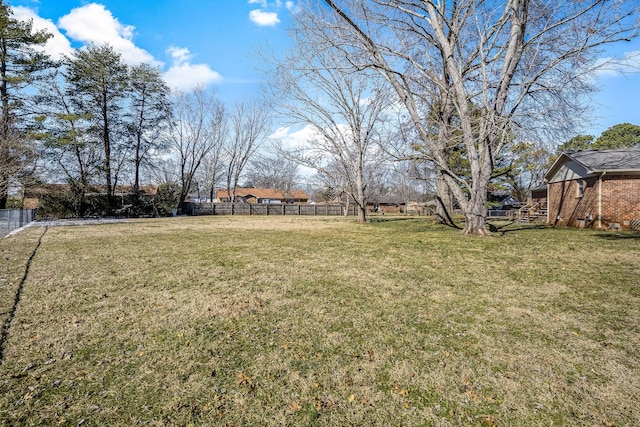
[268,0,639,232]
[2,0,639,233]
[0,2,274,216]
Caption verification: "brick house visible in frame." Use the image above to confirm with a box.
[544,148,640,230]
[527,185,548,210]
[215,188,309,204]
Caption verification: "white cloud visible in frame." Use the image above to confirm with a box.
[248,1,296,26]
[594,50,640,77]
[269,125,319,177]
[57,3,159,66]
[11,6,73,60]
[270,125,319,149]
[166,46,192,64]
[11,4,223,93]
[249,9,280,26]
[163,46,223,92]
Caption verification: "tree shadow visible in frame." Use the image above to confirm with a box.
[368,215,463,230]
[487,220,550,235]
[369,216,416,223]
[594,232,640,240]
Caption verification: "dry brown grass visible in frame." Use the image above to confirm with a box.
[0,216,639,426]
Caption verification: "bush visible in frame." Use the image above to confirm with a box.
[154,183,181,216]
[36,189,180,219]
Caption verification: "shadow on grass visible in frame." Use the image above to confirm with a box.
[368,216,557,235]
[487,221,550,235]
[370,215,464,230]
[368,216,417,223]
[594,232,640,240]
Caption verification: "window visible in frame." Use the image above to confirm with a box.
[577,179,584,198]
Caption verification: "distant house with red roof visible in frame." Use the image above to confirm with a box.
[215,188,309,204]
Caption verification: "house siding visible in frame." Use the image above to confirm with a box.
[547,160,591,183]
[549,175,640,230]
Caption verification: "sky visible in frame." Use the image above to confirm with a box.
[9,0,297,103]
[7,0,640,140]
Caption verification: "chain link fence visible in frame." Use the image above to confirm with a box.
[1,209,37,237]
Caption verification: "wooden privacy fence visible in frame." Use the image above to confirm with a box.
[186,202,357,217]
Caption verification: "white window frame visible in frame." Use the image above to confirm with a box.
[577,178,584,198]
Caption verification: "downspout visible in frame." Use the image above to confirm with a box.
[546,182,550,224]
[598,172,606,229]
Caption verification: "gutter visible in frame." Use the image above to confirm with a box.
[591,169,640,175]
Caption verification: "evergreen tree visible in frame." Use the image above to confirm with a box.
[0,0,52,208]
[65,44,130,206]
[594,123,640,149]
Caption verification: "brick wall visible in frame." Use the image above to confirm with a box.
[549,175,640,230]
[601,175,640,229]
[548,177,598,228]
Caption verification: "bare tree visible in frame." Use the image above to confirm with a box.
[196,147,226,203]
[168,87,226,213]
[312,0,640,234]
[310,159,352,204]
[128,63,172,193]
[194,112,227,203]
[265,16,392,223]
[244,152,300,194]
[224,100,270,201]
[508,140,550,202]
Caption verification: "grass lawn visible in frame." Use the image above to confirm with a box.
[1,216,639,426]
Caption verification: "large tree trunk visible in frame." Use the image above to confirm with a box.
[354,163,367,224]
[462,197,490,235]
[435,169,455,226]
[102,105,113,208]
[461,163,491,235]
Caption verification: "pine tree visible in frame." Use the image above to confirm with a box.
[0,0,52,208]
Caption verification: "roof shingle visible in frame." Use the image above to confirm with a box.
[566,147,640,172]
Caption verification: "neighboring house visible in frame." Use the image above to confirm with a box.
[215,188,309,204]
[527,185,548,210]
[367,196,406,213]
[544,148,640,230]
[489,193,522,210]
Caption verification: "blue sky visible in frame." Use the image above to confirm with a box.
[8,0,640,139]
[10,0,297,102]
